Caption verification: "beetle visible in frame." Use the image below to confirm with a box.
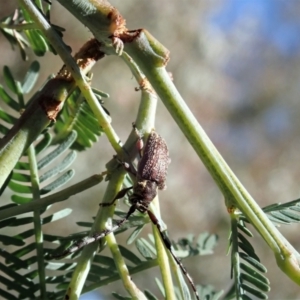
[53,126,199,300]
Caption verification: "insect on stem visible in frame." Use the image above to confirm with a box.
[52,127,199,300]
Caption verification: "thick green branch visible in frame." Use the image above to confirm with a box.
[52,0,300,285]
[125,40,300,284]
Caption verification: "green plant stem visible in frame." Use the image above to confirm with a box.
[124,29,291,256]
[64,168,126,300]
[49,1,297,280]
[0,102,49,188]
[125,49,300,283]
[151,197,175,300]
[167,251,189,300]
[18,0,122,155]
[0,40,103,189]
[27,144,46,299]
[132,67,176,299]
[105,232,147,300]
[123,29,292,258]
[0,174,103,221]
[82,259,158,293]
[22,0,300,287]
[120,51,157,137]
[121,52,144,84]
[62,47,160,298]
[0,22,37,30]
[105,60,175,298]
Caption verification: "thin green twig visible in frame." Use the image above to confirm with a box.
[18,0,122,155]
[151,196,176,300]
[105,233,147,300]
[63,168,126,300]
[82,259,158,294]
[0,174,103,221]
[27,144,46,299]
[0,22,37,30]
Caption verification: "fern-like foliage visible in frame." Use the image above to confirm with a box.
[228,217,270,300]
[0,140,76,296]
[0,3,65,60]
[196,285,223,300]
[53,86,109,151]
[0,63,101,299]
[1,10,31,61]
[0,63,39,127]
[263,198,300,225]
[52,202,219,299]
[226,197,300,300]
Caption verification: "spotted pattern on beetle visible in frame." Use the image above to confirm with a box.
[138,130,171,190]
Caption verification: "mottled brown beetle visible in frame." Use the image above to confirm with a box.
[53,126,199,300]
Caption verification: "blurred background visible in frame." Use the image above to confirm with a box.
[1,0,300,299]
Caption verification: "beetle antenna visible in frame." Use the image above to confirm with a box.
[147,210,200,300]
[52,205,136,259]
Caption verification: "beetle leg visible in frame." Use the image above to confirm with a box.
[113,155,137,177]
[100,186,133,207]
[132,123,144,158]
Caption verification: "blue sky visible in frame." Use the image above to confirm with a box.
[208,0,300,56]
